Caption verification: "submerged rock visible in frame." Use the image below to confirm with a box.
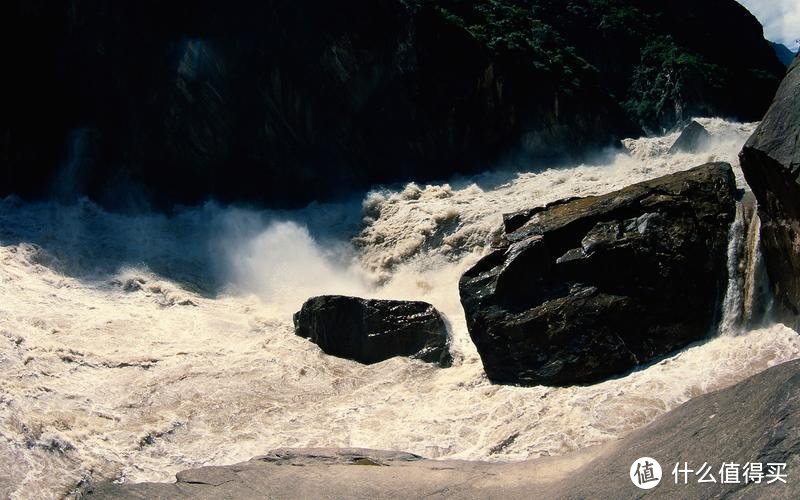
[740,54,800,325]
[88,359,800,498]
[459,162,736,387]
[294,296,451,366]
[668,120,712,154]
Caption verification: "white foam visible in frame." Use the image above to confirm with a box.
[1,118,798,498]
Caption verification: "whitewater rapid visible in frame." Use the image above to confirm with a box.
[1,118,799,498]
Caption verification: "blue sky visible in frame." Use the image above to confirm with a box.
[736,0,799,49]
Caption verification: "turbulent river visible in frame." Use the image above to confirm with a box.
[1,118,799,498]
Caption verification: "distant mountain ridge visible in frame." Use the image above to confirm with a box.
[771,41,798,67]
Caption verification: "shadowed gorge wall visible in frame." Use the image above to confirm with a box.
[1,0,784,209]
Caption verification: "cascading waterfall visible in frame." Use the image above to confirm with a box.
[740,201,772,325]
[718,195,748,335]
[718,192,772,335]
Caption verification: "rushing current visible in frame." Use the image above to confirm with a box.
[1,118,798,498]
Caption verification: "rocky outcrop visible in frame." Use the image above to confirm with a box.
[294,295,451,366]
[668,120,711,154]
[459,163,736,386]
[740,54,800,325]
[87,358,800,498]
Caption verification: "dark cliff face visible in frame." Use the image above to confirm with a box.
[2,0,636,208]
[1,1,784,209]
[740,53,800,325]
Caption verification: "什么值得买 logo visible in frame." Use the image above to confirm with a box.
[629,457,788,489]
[630,457,662,490]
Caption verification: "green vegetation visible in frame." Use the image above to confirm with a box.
[426,1,600,94]
[624,37,725,130]
[403,0,783,132]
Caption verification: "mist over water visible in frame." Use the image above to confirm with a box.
[1,118,799,498]
[217,218,371,311]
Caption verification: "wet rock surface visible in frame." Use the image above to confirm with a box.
[668,120,712,154]
[740,54,800,325]
[459,163,737,386]
[87,358,800,499]
[294,295,451,366]
[555,357,800,499]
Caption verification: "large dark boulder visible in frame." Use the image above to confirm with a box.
[668,120,711,154]
[740,54,800,324]
[459,163,737,387]
[294,295,451,366]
